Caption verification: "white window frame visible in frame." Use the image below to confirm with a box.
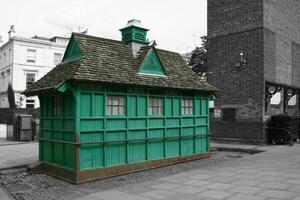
[53,96,61,116]
[106,96,125,115]
[27,49,36,63]
[54,53,62,65]
[181,99,194,115]
[148,97,163,115]
[26,73,36,89]
[26,99,35,108]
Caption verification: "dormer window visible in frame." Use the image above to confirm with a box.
[139,48,165,76]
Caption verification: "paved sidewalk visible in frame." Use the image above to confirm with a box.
[77,144,300,200]
[0,142,38,169]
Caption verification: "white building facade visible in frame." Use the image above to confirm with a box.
[0,27,68,108]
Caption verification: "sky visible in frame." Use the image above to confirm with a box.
[0,0,207,53]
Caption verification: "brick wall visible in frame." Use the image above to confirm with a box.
[208,0,263,38]
[207,28,264,121]
[207,0,300,142]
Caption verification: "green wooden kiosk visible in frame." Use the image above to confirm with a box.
[24,20,216,183]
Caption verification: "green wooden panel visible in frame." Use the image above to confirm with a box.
[195,126,208,134]
[81,120,104,131]
[138,96,147,116]
[128,130,146,163]
[106,119,126,130]
[63,132,74,142]
[139,48,165,75]
[148,118,164,128]
[182,127,194,136]
[81,93,92,117]
[64,144,75,168]
[106,131,126,166]
[195,137,208,153]
[41,141,52,162]
[181,127,195,156]
[200,99,208,115]
[148,129,164,160]
[52,120,63,129]
[53,142,64,165]
[165,98,172,116]
[46,97,52,117]
[63,119,74,130]
[173,98,180,116]
[39,93,76,169]
[165,128,180,158]
[41,131,51,139]
[94,94,104,116]
[181,138,194,156]
[182,117,194,126]
[128,119,146,129]
[166,118,180,127]
[42,119,52,128]
[195,99,200,116]
[80,132,104,169]
[195,117,207,125]
[128,96,137,117]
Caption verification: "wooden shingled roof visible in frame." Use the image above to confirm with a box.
[23,33,216,96]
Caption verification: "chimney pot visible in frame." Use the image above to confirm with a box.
[8,25,16,39]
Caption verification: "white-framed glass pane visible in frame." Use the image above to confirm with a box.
[288,95,297,106]
[27,49,36,63]
[182,99,194,115]
[148,97,163,115]
[106,106,112,115]
[54,53,62,65]
[106,96,125,115]
[119,106,124,115]
[119,97,125,105]
[26,73,36,89]
[270,92,281,105]
[112,106,118,115]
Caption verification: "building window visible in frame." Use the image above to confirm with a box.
[148,97,163,115]
[26,73,36,89]
[288,95,297,106]
[106,96,125,115]
[270,92,281,105]
[53,96,61,116]
[54,53,62,65]
[181,99,193,115]
[26,99,35,108]
[27,49,36,63]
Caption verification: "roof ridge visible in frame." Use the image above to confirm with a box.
[73,32,126,45]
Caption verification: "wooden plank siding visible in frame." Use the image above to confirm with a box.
[38,83,210,171]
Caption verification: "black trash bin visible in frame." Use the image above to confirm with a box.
[267,114,299,146]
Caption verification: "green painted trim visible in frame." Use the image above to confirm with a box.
[139,48,165,76]
[62,35,83,62]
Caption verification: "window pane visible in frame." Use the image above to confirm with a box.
[158,99,163,106]
[148,97,163,115]
[119,97,125,105]
[106,106,112,115]
[158,106,163,115]
[148,106,152,115]
[54,53,62,65]
[112,98,119,105]
[119,106,124,115]
[112,106,118,115]
[270,92,281,105]
[288,95,297,106]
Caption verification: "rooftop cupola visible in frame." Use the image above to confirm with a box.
[119,19,149,57]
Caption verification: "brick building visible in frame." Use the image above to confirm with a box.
[207,0,300,143]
